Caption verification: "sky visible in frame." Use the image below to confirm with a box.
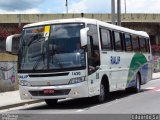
[0,0,160,14]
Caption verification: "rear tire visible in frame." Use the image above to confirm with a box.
[133,73,141,93]
[45,99,58,106]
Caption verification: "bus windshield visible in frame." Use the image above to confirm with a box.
[18,23,86,72]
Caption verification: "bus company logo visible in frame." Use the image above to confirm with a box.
[110,56,120,64]
[18,75,29,79]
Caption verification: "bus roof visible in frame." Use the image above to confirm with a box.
[24,18,149,38]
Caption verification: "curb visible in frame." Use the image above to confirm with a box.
[0,100,43,110]
[152,77,160,80]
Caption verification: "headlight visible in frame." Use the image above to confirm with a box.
[69,77,86,84]
[19,80,29,86]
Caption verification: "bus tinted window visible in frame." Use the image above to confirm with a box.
[113,31,122,51]
[140,37,147,52]
[146,38,150,53]
[100,28,112,50]
[124,34,132,51]
[132,35,140,52]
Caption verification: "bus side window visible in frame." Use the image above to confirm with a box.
[139,37,147,53]
[113,31,123,51]
[87,36,94,61]
[124,34,132,51]
[100,28,112,50]
[146,38,150,53]
[132,35,140,52]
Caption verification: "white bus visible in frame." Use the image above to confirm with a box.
[6,18,152,105]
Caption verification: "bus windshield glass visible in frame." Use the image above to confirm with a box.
[19,23,85,71]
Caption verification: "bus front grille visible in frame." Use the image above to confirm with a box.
[29,89,71,96]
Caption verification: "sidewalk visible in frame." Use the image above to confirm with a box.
[0,91,42,110]
[0,72,160,110]
[152,72,160,79]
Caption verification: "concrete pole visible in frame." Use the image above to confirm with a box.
[124,0,126,14]
[17,14,21,28]
[111,0,116,25]
[66,0,68,14]
[37,14,40,22]
[117,0,121,26]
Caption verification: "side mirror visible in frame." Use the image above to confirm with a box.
[6,34,20,55]
[80,27,89,47]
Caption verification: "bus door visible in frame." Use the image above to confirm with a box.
[87,24,100,96]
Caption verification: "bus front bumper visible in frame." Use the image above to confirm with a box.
[19,81,89,100]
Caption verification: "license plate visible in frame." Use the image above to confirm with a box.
[43,89,55,94]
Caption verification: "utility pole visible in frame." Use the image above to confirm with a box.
[111,0,116,25]
[65,0,68,14]
[124,0,126,14]
[117,0,121,26]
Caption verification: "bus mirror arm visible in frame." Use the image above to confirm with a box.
[80,27,89,47]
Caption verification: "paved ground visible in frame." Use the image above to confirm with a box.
[1,78,160,114]
[0,73,160,120]
[152,72,160,79]
[0,72,159,110]
[0,91,42,110]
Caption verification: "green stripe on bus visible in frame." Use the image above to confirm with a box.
[127,53,147,84]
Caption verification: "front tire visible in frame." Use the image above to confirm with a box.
[45,99,58,106]
[95,81,109,103]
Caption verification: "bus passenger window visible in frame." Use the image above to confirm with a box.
[113,31,122,51]
[124,34,132,51]
[132,35,140,52]
[146,38,150,53]
[140,37,147,52]
[100,28,112,50]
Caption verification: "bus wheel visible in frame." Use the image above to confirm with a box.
[45,99,58,106]
[95,81,108,103]
[134,73,141,93]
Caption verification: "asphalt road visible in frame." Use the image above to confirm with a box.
[1,78,160,116]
